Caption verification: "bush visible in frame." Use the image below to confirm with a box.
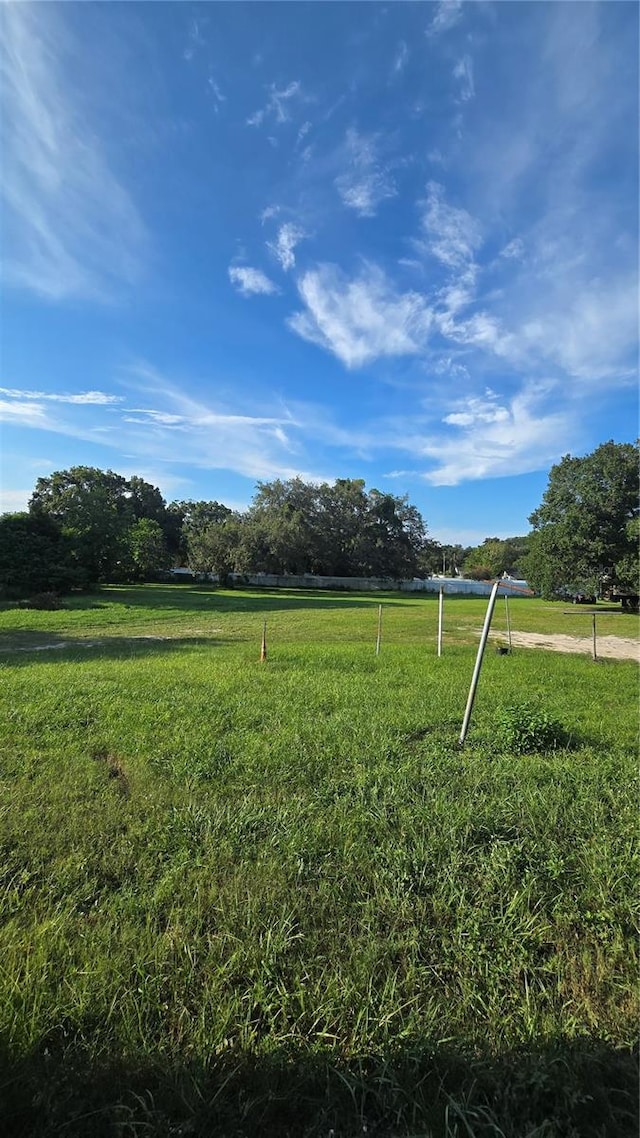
[495,700,569,753]
[18,592,65,611]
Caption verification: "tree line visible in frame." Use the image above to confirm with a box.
[0,469,436,594]
[1,440,636,599]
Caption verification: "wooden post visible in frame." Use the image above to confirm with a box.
[459,580,500,746]
[376,604,382,656]
[437,587,444,657]
[505,594,512,653]
[592,612,597,662]
[260,619,267,662]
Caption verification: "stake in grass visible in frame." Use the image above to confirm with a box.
[260,619,267,662]
[505,594,512,653]
[438,587,444,657]
[375,603,382,656]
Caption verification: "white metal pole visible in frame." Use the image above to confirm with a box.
[592,612,597,661]
[459,579,501,745]
[376,603,382,656]
[437,587,444,657]
[505,594,512,653]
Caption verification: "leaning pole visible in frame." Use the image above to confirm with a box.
[459,579,501,745]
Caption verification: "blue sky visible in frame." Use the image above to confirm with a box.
[1,0,638,546]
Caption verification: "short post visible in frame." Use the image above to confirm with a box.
[505,594,512,653]
[376,603,382,656]
[260,619,267,662]
[592,612,597,662]
[459,579,500,746]
[437,587,444,657]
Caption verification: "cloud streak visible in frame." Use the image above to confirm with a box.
[0,3,147,302]
[229,266,279,296]
[0,387,123,405]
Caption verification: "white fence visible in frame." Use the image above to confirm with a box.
[167,569,532,597]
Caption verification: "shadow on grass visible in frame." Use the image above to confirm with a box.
[65,585,421,614]
[0,631,233,665]
[0,1035,636,1138]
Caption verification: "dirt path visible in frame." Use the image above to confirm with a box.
[492,630,640,662]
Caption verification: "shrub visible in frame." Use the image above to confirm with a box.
[495,700,568,753]
[18,592,65,611]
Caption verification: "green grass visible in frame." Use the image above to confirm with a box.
[0,586,638,1136]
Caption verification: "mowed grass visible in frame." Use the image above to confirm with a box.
[0,586,638,1137]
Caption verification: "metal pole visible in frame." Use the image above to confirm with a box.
[437,587,444,657]
[592,612,597,661]
[505,594,512,653]
[459,580,501,746]
[376,603,382,656]
[260,619,267,662]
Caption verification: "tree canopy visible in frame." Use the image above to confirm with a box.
[25,467,173,586]
[187,478,429,580]
[463,536,530,581]
[523,440,639,598]
[0,467,432,595]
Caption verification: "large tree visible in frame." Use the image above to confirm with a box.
[523,441,639,598]
[243,477,428,578]
[28,467,172,583]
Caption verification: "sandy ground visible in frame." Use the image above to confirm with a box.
[1,631,638,661]
[491,630,640,662]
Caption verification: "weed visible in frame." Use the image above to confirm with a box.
[495,700,570,753]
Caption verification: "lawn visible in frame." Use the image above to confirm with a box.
[0,586,638,1136]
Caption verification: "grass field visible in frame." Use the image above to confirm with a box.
[0,585,638,1136]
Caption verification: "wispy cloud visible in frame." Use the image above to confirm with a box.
[335,129,397,218]
[420,181,482,270]
[0,387,123,405]
[267,223,307,272]
[183,16,208,62]
[453,55,474,101]
[119,364,325,482]
[228,266,279,296]
[246,80,302,127]
[1,3,147,302]
[499,238,525,261]
[260,205,281,224]
[288,263,432,368]
[0,399,53,429]
[427,1,463,38]
[422,384,573,485]
[207,77,227,111]
[391,41,409,77]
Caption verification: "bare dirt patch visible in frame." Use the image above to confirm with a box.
[492,631,640,662]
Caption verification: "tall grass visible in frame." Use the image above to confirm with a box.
[0,587,637,1135]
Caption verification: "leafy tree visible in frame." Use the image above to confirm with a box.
[126,476,168,527]
[28,466,177,583]
[243,477,428,578]
[523,440,639,598]
[128,519,170,581]
[0,513,80,595]
[29,467,132,582]
[463,536,531,581]
[186,515,244,582]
